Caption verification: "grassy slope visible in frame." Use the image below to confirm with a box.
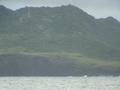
[0,47,120,68]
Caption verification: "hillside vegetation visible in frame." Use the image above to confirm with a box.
[0,5,120,76]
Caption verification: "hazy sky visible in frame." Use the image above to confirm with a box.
[0,0,120,21]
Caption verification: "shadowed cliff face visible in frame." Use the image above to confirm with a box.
[0,54,119,76]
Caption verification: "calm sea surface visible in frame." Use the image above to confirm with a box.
[0,76,120,90]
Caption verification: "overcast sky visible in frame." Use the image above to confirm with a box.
[0,0,120,21]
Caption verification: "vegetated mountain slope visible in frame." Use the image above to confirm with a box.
[0,5,120,76]
[0,5,120,59]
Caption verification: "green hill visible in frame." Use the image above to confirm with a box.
[0,5,120,76]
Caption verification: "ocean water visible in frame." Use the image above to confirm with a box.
[0,76,120,90]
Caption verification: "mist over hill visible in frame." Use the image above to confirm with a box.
[0,5,120,76]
